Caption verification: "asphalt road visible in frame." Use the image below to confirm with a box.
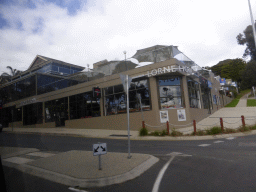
[1,132,256,192]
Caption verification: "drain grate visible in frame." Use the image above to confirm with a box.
[109,134,132,137]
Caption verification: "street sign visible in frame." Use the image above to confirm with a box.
[93,143,107,156]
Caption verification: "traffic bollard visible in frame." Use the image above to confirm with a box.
[193,120,196,134]
[220,118,224,131]
[241,115,245,127]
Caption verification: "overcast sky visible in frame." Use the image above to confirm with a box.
[0,0,256,74]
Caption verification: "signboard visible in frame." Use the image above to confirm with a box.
[220,78,226,85]
[177,109,186,121]
[160,110,169,123]
[145,65,194,77]
[17,98,37,108]
[93,143,107,156]
[93,87,101,98]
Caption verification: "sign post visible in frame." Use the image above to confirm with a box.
[120,74,132,159]
[93,143,107,170]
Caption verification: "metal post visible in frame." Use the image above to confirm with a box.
[166,121,169,135]
[193,120,196,134]
[126,74,131,159]
[241,115,245,127]
[142,121,145,129]
[99,154,102,170]
[220,118,224,131]
[248,0,256,49]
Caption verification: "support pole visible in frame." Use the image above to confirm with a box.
[193,120,196,134]
[241,115,245,127]
[166,121,169,135]
[142,121,145,129]
[220,118,224,131]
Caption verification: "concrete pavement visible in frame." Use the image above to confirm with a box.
[1,147,159,188]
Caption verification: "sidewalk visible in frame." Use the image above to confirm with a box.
[1,146,159,188]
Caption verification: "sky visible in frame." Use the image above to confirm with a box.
[0,0,256,74]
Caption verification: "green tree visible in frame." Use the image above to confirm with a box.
[0,66,22,85]
[237,22,256,60]
[210,58,246,85]
[210,59,232,77]
[240,60,256,90]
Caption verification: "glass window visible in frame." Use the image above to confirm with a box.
[187,78,201,108]
[69,91,100,119]
[158,76,183,109]
[104,79,151,115]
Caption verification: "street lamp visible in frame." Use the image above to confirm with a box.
[123,51,127,71]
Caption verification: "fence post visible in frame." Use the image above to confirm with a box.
[166,121,169,135]
[193,120,196,134]
[241,115,245,127]
[142,121,145,129]
[220,118,224,131]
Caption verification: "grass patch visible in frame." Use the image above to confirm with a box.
[247,99,256,107]
[238,126,250,132]
[225,99,239,107]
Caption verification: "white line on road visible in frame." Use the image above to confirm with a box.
[213,141,224,143]
[198,144,211,147]
[226,137,235,140]
[68,187,88,192]
[152,155,176,192]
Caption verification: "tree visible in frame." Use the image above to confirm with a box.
[210,58,246,84]
[236,22,256,60]
[0,66,22,85]
[240,60,256,90]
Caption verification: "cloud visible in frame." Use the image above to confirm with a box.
[0,0,255,75]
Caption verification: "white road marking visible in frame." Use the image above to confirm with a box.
[27,152,56,158]
[226,137,235,140]
[166,152,183,156]
[3,157,34,164]
[68,187,88,192]
[152,155,176,192]
[213,141,224,143]
[198,144,211,147]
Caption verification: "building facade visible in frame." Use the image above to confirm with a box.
[0,45,232,130]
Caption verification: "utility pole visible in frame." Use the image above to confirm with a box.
[248,0,256,48]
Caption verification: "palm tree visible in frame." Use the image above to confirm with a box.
[0,66,22,86]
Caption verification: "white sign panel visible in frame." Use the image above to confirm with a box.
[160,110,169,123]
[93,143,107,156]
[177,109,186,121]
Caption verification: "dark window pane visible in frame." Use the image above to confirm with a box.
[114,84,124,93]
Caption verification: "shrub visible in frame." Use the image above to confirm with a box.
[170,128,183,136]
[250,125,256,130]
[224,128,237,133]
[238,126,250,132]
[161,130,168,136]
[139,127,148,136]
[206,127,223,135]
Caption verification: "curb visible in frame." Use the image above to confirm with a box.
[10,155,159,188]
[3,129,256,141]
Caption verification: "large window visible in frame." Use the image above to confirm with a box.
[158,76,183,109]
[69,92,100,120]
[23,103,43,125]
[187,78,201,108]
[104,78,150,116]
[45,97,68,123]
[37,74,78,95]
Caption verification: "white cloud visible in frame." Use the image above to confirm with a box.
[0,0,256,74]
